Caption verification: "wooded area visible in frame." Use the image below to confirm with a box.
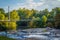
[0,7,60,31]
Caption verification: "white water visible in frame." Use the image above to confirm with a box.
[0,28,60,40]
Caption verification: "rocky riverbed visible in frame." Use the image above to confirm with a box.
[0,28,60,40]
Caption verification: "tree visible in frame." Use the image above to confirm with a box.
[0,9,7,31]
[42,15,47,23]
[10,10,20,21]
[0,8,5,14]
[25,9,33,19]
[0,24,7,31]
[42,15,47,27]
[8,22,17,30]
[54,14,60,29]
[0,12,5,20]
[29,16,41,28]
[17,8,26,19]
[7,10,20,30]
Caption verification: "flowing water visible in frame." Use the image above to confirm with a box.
[0,28,60,40]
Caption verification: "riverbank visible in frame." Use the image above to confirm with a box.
[0,36,15,40]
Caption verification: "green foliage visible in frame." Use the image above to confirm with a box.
[0,7,60,30]
[10,10,20,21]
[0,8,5,14]
[42,15,47,23]
[0,36,15,40]
[0,12,5,20]
[0,14,5,20]
[8,10,20,30]
[0,24,7,31]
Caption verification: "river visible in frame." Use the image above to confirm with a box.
[0,28,60,40]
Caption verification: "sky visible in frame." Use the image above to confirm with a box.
[0,0,60,12]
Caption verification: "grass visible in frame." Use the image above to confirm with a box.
[0,36,15,40]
